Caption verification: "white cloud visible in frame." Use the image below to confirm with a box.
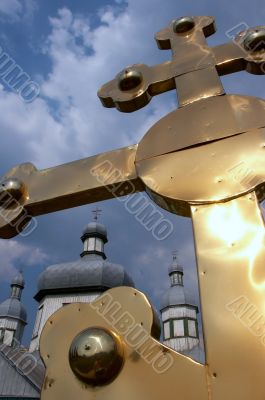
[0,239,48,281]
[39,5,176,161]
[0,3,177,174]
[0,0,37,20]
[0,0,22,18]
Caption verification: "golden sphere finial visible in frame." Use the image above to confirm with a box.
[69,327,124,386]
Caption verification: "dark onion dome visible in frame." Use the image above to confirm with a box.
[10,272,25,288]
[0,298,27,323]
[161,254,196,309]
[160,285,196,309]
[168,257,183,275]
[81,222,108,240]
[0,272,27,323]
[35,221,134,302]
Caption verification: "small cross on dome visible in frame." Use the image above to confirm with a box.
[92,208,102,221]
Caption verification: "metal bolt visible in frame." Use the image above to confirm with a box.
[69,327,124,386]
[243,30,265,52]
[118,69,143,91]
[173,16,195,34]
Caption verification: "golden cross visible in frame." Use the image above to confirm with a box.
[1,15,265,400]
[0,16,265,237]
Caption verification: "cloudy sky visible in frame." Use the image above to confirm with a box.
[0,0,265,346]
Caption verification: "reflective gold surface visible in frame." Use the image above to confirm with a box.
[98,18,265,112]
[172,16,195,34]
[192,192,265,399]
[98,16,221,112]
[69,327,124,386]
[0,145,142,238]
[41,194,265,399]
[136,94,265,161]
[5,17,265,397]
[40,287,208,400]
[0,178,26,204]
[136,127,265,215]
[1,16,265,237]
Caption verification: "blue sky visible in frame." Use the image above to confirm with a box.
[0,0,265,346]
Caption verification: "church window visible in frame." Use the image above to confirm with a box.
[3,329,14,346]
[188,319,197,337]
[171,273,183,285]
[95,238,103,252]
[87,238,96,251]
[32,305,44,338]
[173,319,184,337]
[164,321,170,340]
[0,329,4,343]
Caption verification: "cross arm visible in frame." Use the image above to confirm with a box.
[0,145,142,238]
[98,17,265,113]
[213,27,265,75]
[98,16,217,112]
[97,62,176,113]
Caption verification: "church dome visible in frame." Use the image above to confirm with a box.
[36,255,134,299]
[82,222,107,240]
[0,298,27,323]
[35,221,134,301]
[161,253,196,310]
[160,285,195,309]
[11,271,25,288]
[0,271,27,323]
[168,258,183,275]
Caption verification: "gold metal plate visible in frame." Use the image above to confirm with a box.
[40,287,208,400]
[12,15,265,399]
[192,192,265,399]
[1,16,265,237]
[40,193,265,399]
[0,145,142,238]
[136,95,265,162]
[136,127,265,216]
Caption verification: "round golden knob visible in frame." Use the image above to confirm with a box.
[0,178,26,206]
[69,327,124,386]
[173,16,195,34]
[118,69,143,91]
[244,30,265,52]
